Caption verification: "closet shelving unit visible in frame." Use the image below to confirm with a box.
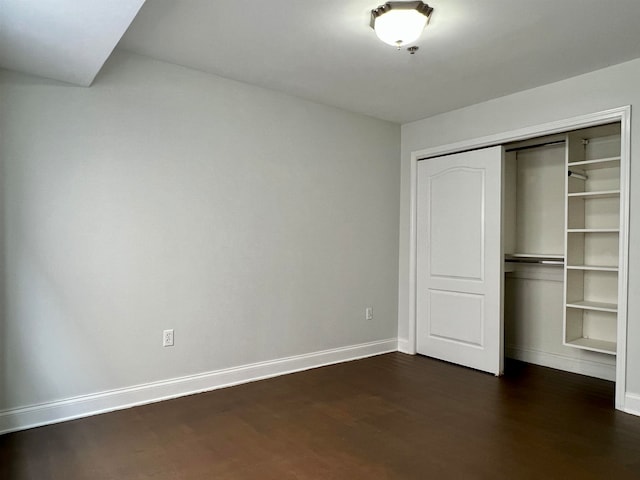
[564,128,622,355]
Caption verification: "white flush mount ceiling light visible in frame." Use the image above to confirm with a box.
[370,1,433,48]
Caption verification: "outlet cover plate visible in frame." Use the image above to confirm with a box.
[163,329,174,347]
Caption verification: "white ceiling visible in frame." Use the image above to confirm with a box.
[118,0,640,123]
[0,0,143,86]
[3,1,640,123]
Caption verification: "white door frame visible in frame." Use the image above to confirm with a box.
[405,106,631,410]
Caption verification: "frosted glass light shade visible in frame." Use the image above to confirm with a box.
[370,2,433,48]
[374,9,427,46]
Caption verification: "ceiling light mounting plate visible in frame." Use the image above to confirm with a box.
[370,1,433,24]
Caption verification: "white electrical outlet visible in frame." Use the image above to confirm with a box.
[365,307,373,321]
[163,329,174,347]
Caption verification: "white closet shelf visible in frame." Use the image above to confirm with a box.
[567,190,620,199]
[567,156,620,170]
[567,228,620,233]
[565,337,616,355]
[566,300,617,313]
[566,265,619,272]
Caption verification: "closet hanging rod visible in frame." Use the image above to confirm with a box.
[505,258,564,266]
[568,170,588,181]
[505,139,565,153]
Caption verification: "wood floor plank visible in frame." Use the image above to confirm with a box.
[2,353,640,479]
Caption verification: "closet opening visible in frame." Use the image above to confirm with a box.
[503,122,622,387]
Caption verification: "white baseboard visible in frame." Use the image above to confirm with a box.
[624,392,640,417]
[506,346,616,381]
[0,338,398,435]
[397,337,413,354]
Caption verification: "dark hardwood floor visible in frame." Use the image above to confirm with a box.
[2,353,640,479]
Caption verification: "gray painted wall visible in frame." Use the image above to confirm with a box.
[0,50,400,410]
[399,58,640,396]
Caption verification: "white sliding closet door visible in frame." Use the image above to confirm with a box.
[416,146,503,375]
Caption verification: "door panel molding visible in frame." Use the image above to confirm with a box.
[428,166,485,282]
[427,289,485,348]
